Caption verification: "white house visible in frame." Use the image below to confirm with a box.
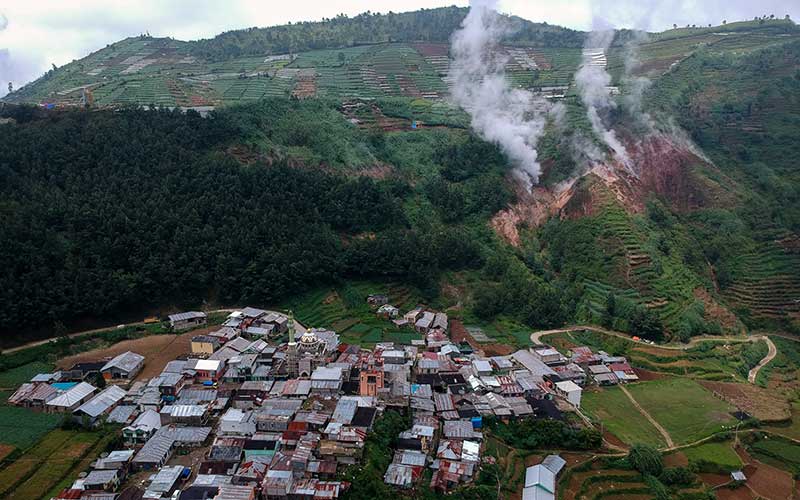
[554,380,582,408]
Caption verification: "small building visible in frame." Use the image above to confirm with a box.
[359,369,384,397]
[311,366,344,395]
[123,409,162,444]
[191,335,221,357]
[83,469,121,492]
[45,382,97,413]
[533,347,564,366]
[168,311,208,331]
[415,312,436,334]
[522,454,566,500]
[554,380,582,408]
[101,351,145,380]
[367,294,389,307]
[377,304,400,319]
[472,359,493,377]
[587,364,618,386]
[74,385,127,423]
[731,470,746,482]
[609,362,639,383]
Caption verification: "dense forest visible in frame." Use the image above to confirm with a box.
[0,101,559,340]
[190,7,584,60]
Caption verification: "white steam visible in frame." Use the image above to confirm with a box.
[621,30,656,131]
[575,25,632,169]
[450,0,554,191]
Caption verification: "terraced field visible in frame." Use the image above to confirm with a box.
[280,281,424,346]
[8,19,796,111]
[723,231,800,322]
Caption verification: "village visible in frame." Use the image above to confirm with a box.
[9,296,661,500]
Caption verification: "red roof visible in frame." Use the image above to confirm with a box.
[609,362,634,373]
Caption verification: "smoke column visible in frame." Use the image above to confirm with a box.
[450,0,552,191]
[575,25,632,168]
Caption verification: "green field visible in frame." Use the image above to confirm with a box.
[0,362,55,389]
[582,387,666,448]
[626,378,736,445]
[748,436,800,472]
[0,406,62,450]
[682,441,742,471]
[0,429,106,499]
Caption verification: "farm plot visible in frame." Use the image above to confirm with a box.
[0,405,61,450]
[0,429,76,496]
[582,387,666,448]
[6,431,104,500]
[625,378,736,445]
[682,441,742,471]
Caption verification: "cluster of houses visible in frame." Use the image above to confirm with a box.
[9,304,621,500]
[522,341,641,409]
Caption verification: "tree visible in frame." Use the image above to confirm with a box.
[628,443,663,476]
[602,292,616,328]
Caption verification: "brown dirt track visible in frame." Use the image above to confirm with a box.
[55,328,210,380]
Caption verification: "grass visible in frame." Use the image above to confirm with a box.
[682,441,742,471]
[626,378,736,445]
[582,386,667,448]
[0,406,62,449]
[748,436,800,471]
[0,362,54,389]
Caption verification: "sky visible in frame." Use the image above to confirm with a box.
[1,0,798,97]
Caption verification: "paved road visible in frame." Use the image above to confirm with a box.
[748,336,777,384]
[619,385,675,448]
[2,308,241,355]
[531,325,781,385]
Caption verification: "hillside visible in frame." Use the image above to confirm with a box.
[1,11,799,343]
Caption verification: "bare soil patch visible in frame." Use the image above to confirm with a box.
[744,461,796,500]
[663,451,689,467]
[700,381,791,422]
[633,368,671,381]
[482,343,514,357]
[56,329,205,380]
[0,444,14,462]
[715,487,755,500]
[698,472,731,488]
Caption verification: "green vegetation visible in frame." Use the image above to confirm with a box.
[682,441,742,472]
[582,387,667,447]
[747,434,800,475]
[0,406,61,450]
[487,415,602,451]
[628,443,664,476]
[626,379,736,445]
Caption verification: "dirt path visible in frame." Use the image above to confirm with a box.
[618,384,675,449]
[3,308,241,355]
[748,337,777,384]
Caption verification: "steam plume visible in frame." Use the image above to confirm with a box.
[621,30,656,131]
[450,0,553,191]
[575,24,632,168]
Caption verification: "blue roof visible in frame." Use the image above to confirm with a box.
[52,382,78,391]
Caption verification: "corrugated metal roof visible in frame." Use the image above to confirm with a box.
[101,351,144,374]
[168,311,207,322]
[75,385,127,417]
[47,382,96,408]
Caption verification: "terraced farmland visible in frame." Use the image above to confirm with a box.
[723,231,800,322]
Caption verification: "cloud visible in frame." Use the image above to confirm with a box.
[0,13,8,31]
